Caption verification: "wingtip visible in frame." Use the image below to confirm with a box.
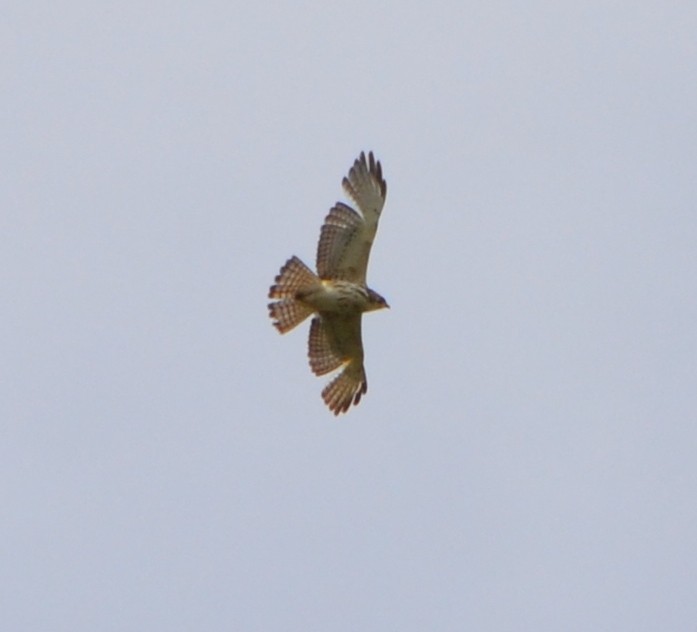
[322,368,368,416]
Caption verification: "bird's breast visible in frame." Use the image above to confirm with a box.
[298,280,369,314]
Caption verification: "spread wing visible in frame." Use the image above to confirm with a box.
[307,317,345,376]
[307,314,367,415]
[316,151,387,284]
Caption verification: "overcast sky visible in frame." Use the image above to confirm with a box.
[3,2,697,630]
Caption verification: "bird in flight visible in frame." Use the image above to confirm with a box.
[268,151,389,415]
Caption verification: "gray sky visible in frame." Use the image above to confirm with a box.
[3,2,696,630]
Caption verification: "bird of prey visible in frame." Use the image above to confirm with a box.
[268,151,389,415]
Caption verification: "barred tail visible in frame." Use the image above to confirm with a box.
[268,256,319,333]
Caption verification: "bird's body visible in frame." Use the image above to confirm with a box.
[299,280,374,313]
[268,151,389,415]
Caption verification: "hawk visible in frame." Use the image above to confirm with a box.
[268,151,389,415]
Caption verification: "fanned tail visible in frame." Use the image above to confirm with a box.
[268,256,319,333]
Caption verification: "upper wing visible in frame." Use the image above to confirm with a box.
[316,151,387,284]
[308,313,368,415]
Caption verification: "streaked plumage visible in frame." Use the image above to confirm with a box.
[268,151,389,415]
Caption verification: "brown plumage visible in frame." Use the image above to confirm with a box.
[268,152,389,415]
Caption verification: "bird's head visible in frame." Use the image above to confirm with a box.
[366,288,390,311]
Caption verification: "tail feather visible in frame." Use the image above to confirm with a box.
[268,256,319,333]
[269,256,318,298]
[268,299,314,333]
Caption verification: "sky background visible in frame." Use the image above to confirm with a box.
[3,2,697,630]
